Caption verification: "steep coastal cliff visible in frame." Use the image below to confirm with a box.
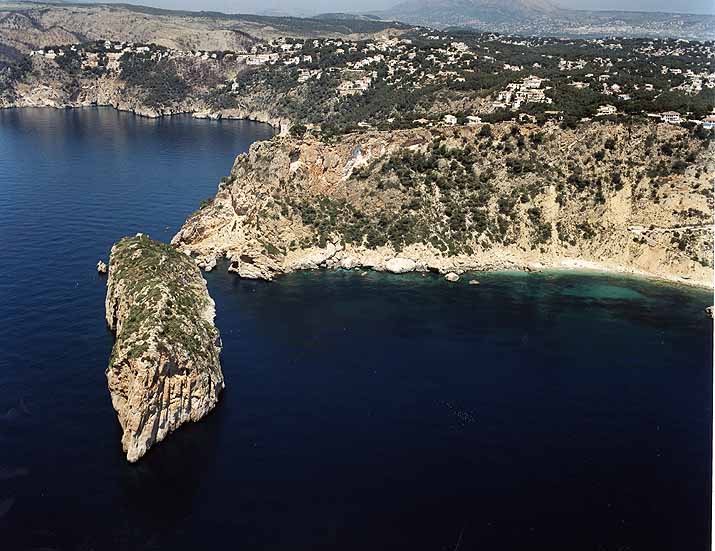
[4,75,287,129]
[0,53,290,132]
[173,122,714,287]
[105,235,224,462]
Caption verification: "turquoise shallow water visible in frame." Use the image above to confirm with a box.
[553,278,648,300]
[0,107,713,550]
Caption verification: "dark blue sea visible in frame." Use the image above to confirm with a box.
[0,107,712,551]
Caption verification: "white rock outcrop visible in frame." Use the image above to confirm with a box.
[385,257,416,274]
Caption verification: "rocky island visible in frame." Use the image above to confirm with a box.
[105,234,224,462]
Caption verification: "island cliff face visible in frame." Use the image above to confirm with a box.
[173,122,714,287]
[105,235,224,462]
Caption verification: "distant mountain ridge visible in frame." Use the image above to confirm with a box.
[313,13,384,21]
[387,0,561,24]
[5,0,713,41]
[377,0,714,39]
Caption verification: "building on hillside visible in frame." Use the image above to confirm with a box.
[494,76,552,111]
[660,111,682,124]
[522,75,545,89]
[702,115,715,129]
[246,54,268,65]
[544,110,564,121]
[596,104,617,116]
[337,75,373,96]
[297,69,322,83]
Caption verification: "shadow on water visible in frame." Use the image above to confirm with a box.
[111,398,226,550]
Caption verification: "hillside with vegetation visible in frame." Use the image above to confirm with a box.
[173,121,713,287]
[2,31,712,133]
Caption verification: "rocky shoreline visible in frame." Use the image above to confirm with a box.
[173,125,714,291]
[188,243,715,290]
[0,100,289,134]
[105,234,224,462]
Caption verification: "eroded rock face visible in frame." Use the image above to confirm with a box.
[105,235,224,462]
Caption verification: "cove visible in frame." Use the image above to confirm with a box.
[0,107,712,550]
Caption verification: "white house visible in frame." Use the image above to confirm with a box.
[596,104,617,116]
[702,115,715,129]
[443,114,457,125]
[660,111,682,124]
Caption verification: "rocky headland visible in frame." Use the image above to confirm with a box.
[173,122,714,288]
[0,52,291,133]
[105,234,224,462]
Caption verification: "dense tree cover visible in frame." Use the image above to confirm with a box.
[449,60,524,97]
[278,72,342,125]
[290,124,307,137]
[120,53,188,107]
[650,90,714,119]
[325,80,438,135]
[55,50,83,75]
[0,55,31,95]
[206,84,239,109]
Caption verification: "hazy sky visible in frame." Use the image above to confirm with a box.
[84,0,715,16]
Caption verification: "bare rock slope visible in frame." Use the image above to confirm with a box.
[105,235,224,462]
